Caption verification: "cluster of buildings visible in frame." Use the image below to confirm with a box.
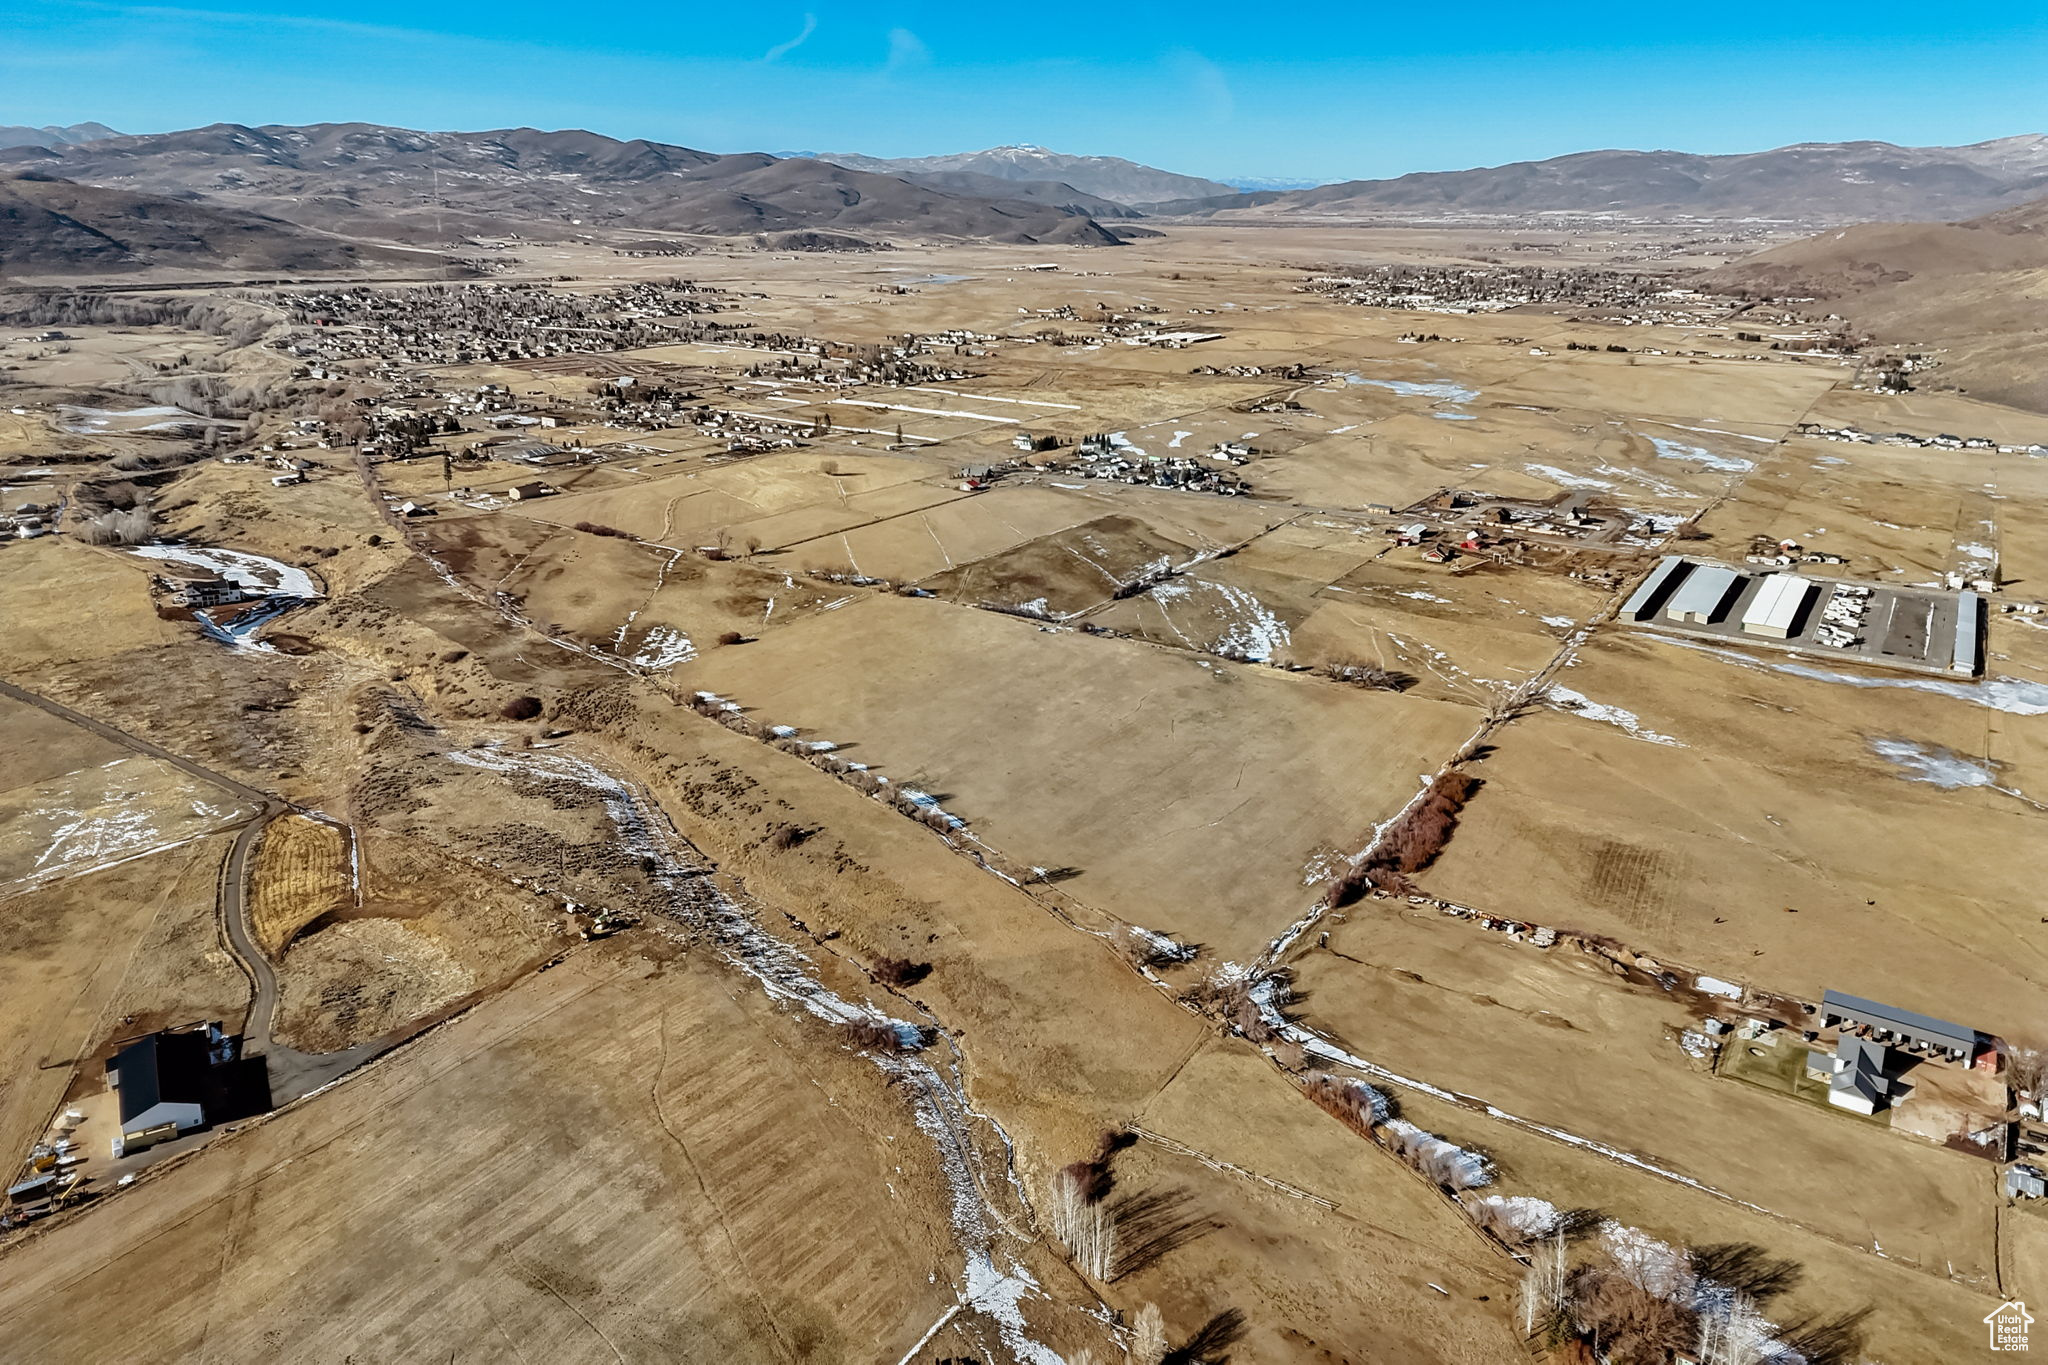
[1300,264,1744,324]
[275,280,736,374]
[0,498,54,541]
[1803,991,1987,1116]
[1794,422,2047,457]
[1623,555,1982,676]
[1039,436,1252,496]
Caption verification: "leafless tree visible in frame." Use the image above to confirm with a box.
[1520,1233,1569,1339]
[1130,1303,1168,1365]
[1048,1166,1116,1281]
[2006,1044,2046,1099]
[1695,1293,1768,1365]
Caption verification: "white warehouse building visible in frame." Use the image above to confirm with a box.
[1740,574,1815,639]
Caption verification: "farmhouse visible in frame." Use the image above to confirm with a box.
[507,481,556,501]
[159,574,249,609]
[1806,1034,1894,1115]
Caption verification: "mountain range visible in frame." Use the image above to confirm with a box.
[0,121,122,151]
[0,124,1132,253]
[794,145,1236,206]
[1157,137,2048,221]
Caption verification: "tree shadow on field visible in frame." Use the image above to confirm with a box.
[1109,1185,1222,1280]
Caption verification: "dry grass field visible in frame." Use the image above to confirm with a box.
[0,752,247,896]
[0,946,983,1364]
[681,592,1478,958]
[1293,907,1998,1284]
[4,218,2045,1363]
[1425,626,2048,1034]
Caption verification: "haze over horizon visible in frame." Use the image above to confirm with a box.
[4,0,2044,183]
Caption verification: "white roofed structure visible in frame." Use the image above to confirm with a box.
[1740,574,1814,639]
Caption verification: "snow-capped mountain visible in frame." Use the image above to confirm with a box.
[796,145,1235,205]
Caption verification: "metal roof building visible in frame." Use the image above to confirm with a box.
[1953,591,1983,675]
[106,1029,217,1146]
[1821,989,1980,1060]
[1740,574,1814,639]
[1622,556,1688,620]
[1664,564,1741,625]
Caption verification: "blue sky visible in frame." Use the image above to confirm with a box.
[5,0,2044,182]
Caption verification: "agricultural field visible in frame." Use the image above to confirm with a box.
[681,591,1478,959]
[248,813,352,955]
[0,745,249,896]
[1,218,2042,1363]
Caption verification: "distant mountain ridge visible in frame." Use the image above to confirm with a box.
[797,144,1235,206]
[0,121,121,151]
[0,172,443,276]
[1167,137,2048,222]
[0,123,1131,249]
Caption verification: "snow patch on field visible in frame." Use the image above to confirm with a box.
[629,625,696,669]
[1523,463,1613,490]
[1648,437,1754,473]
[1152,577,1290,660]
[1659,637,2048,715]
[1868,737,1998,789]
[1338,373,1480,404]
[1547,686,1683,745]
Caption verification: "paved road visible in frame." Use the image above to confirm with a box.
[0,676,379,1100]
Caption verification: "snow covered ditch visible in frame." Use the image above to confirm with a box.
[131,543,324,600]
[443,742,1062,1362]
[1659,636,2048,715]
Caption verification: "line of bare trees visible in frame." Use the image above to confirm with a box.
[1321,769,1482,907]
[1518,1230,1866,1365]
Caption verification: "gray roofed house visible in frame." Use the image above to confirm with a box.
[103,1021,267,1153]
[2007,1165,2047,1199]
[1819,1034,1895,1115]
